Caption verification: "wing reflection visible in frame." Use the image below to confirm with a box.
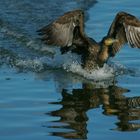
[47,84,140,139]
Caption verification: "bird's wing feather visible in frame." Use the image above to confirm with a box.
[125,24,140,48]
[37,10,85,47]
[107,12,140,56]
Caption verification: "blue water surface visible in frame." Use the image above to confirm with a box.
[0,0,140,140]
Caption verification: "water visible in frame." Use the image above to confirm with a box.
[0,0,140,139]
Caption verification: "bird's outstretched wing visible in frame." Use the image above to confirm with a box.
[37,10,87,48]
[107,11,140,56]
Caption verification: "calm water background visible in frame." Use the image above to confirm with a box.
[0,0,140,140]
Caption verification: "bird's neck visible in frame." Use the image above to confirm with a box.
[98,45,109,65]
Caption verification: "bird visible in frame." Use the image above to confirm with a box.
[37,10,140,71]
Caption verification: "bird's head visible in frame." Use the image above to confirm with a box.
[101,37,118,47]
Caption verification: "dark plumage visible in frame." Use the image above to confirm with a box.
[107,11,140,56]
[37,10,140,70]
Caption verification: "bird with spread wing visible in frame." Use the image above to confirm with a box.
[37,10,140,70]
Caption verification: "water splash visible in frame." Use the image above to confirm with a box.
[0,46,115,80]
[50,51,115,81]
[63,62,115,81]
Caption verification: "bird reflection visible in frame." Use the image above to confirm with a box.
[46,84,140,139]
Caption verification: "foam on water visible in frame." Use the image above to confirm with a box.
[14,59,46,72]
[0,46,116,80]
[6,51,139,81]
[63,61,115,81]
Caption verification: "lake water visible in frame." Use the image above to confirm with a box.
[0,0,140,140]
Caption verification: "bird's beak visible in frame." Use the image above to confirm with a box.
[105,38,119,46]
[112,39,119,43]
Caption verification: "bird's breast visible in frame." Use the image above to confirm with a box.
[98,47,109,63]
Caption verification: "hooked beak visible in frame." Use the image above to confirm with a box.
[112,39,119,43]
[104,38,119,46]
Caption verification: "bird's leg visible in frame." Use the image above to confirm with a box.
[97,46,109,65]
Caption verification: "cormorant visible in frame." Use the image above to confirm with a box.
[37,10,140,70]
